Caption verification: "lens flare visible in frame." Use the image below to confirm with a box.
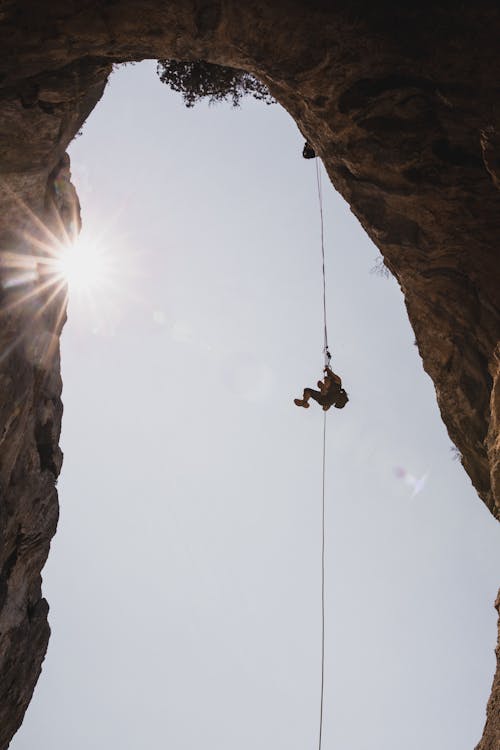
[0,175,137,368]
[393,466,429,497]
[54,236,110,292]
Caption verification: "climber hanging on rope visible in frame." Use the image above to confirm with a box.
[294,365,348,411]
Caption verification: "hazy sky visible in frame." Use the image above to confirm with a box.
[12,61,500,750]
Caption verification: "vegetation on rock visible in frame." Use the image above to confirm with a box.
[156,59,274,107]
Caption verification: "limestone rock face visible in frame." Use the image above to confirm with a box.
[476,592,500,750]
[0,3,499,748]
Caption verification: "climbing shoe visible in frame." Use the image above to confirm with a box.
[294,398,310,408]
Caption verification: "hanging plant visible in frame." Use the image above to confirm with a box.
[156,59,275,108]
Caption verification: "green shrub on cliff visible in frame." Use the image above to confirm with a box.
[156,59,274,108]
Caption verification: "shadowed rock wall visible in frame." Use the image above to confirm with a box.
[0,3,499,748]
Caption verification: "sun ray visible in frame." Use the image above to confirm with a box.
[0,175,143,361]
[1,180,65,250]
[1,273,65,315]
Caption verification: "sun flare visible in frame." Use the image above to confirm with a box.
[55,236,110,292]
[0,180,136,355]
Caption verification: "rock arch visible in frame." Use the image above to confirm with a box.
[0,3,499,747]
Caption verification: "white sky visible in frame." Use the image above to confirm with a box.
[12,61,500,750]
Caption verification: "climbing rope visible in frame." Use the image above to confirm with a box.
[319,410,327,750]
[315,159,331,369]
[315,158,328,750]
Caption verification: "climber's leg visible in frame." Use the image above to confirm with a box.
[294,390,310,408]
[305,388,323,405]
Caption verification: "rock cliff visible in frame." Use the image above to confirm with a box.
[0,3,499,748]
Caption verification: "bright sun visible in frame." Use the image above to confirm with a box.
[1,199,134,343]
[55,236,110,292]
[0,193,131,348]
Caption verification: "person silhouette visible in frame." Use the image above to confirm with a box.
[294,366,348,411]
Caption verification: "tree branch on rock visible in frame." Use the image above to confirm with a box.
[156,59,275,108]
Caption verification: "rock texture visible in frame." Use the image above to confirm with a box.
[0,3,499,748]
[478,592,500,750]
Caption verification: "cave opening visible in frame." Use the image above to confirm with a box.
[9,61,500,750]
